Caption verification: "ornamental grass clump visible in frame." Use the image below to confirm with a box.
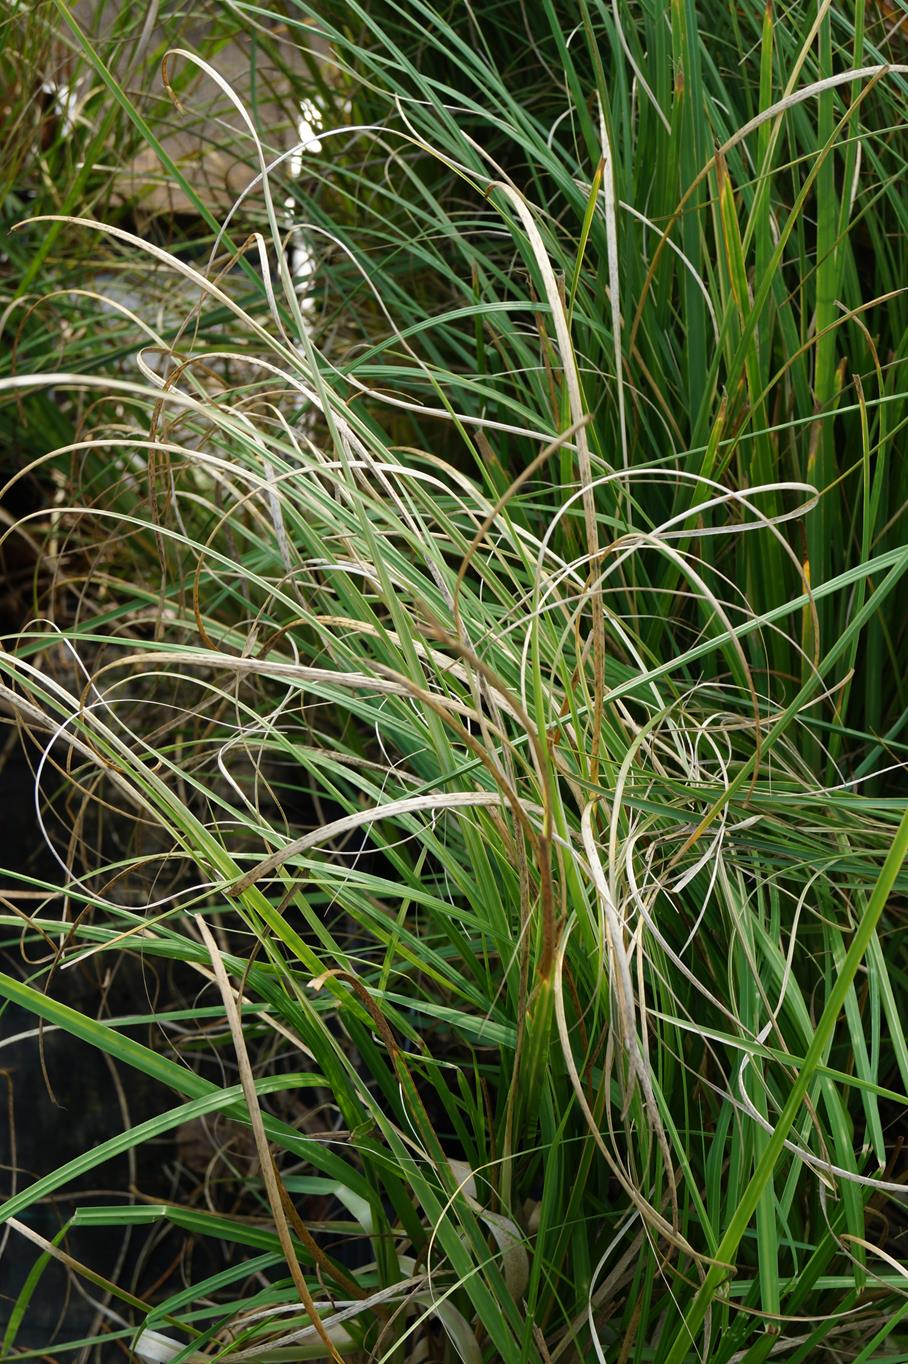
[1,2,907,1360]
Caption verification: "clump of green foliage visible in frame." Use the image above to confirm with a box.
[1,1,908,1361]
